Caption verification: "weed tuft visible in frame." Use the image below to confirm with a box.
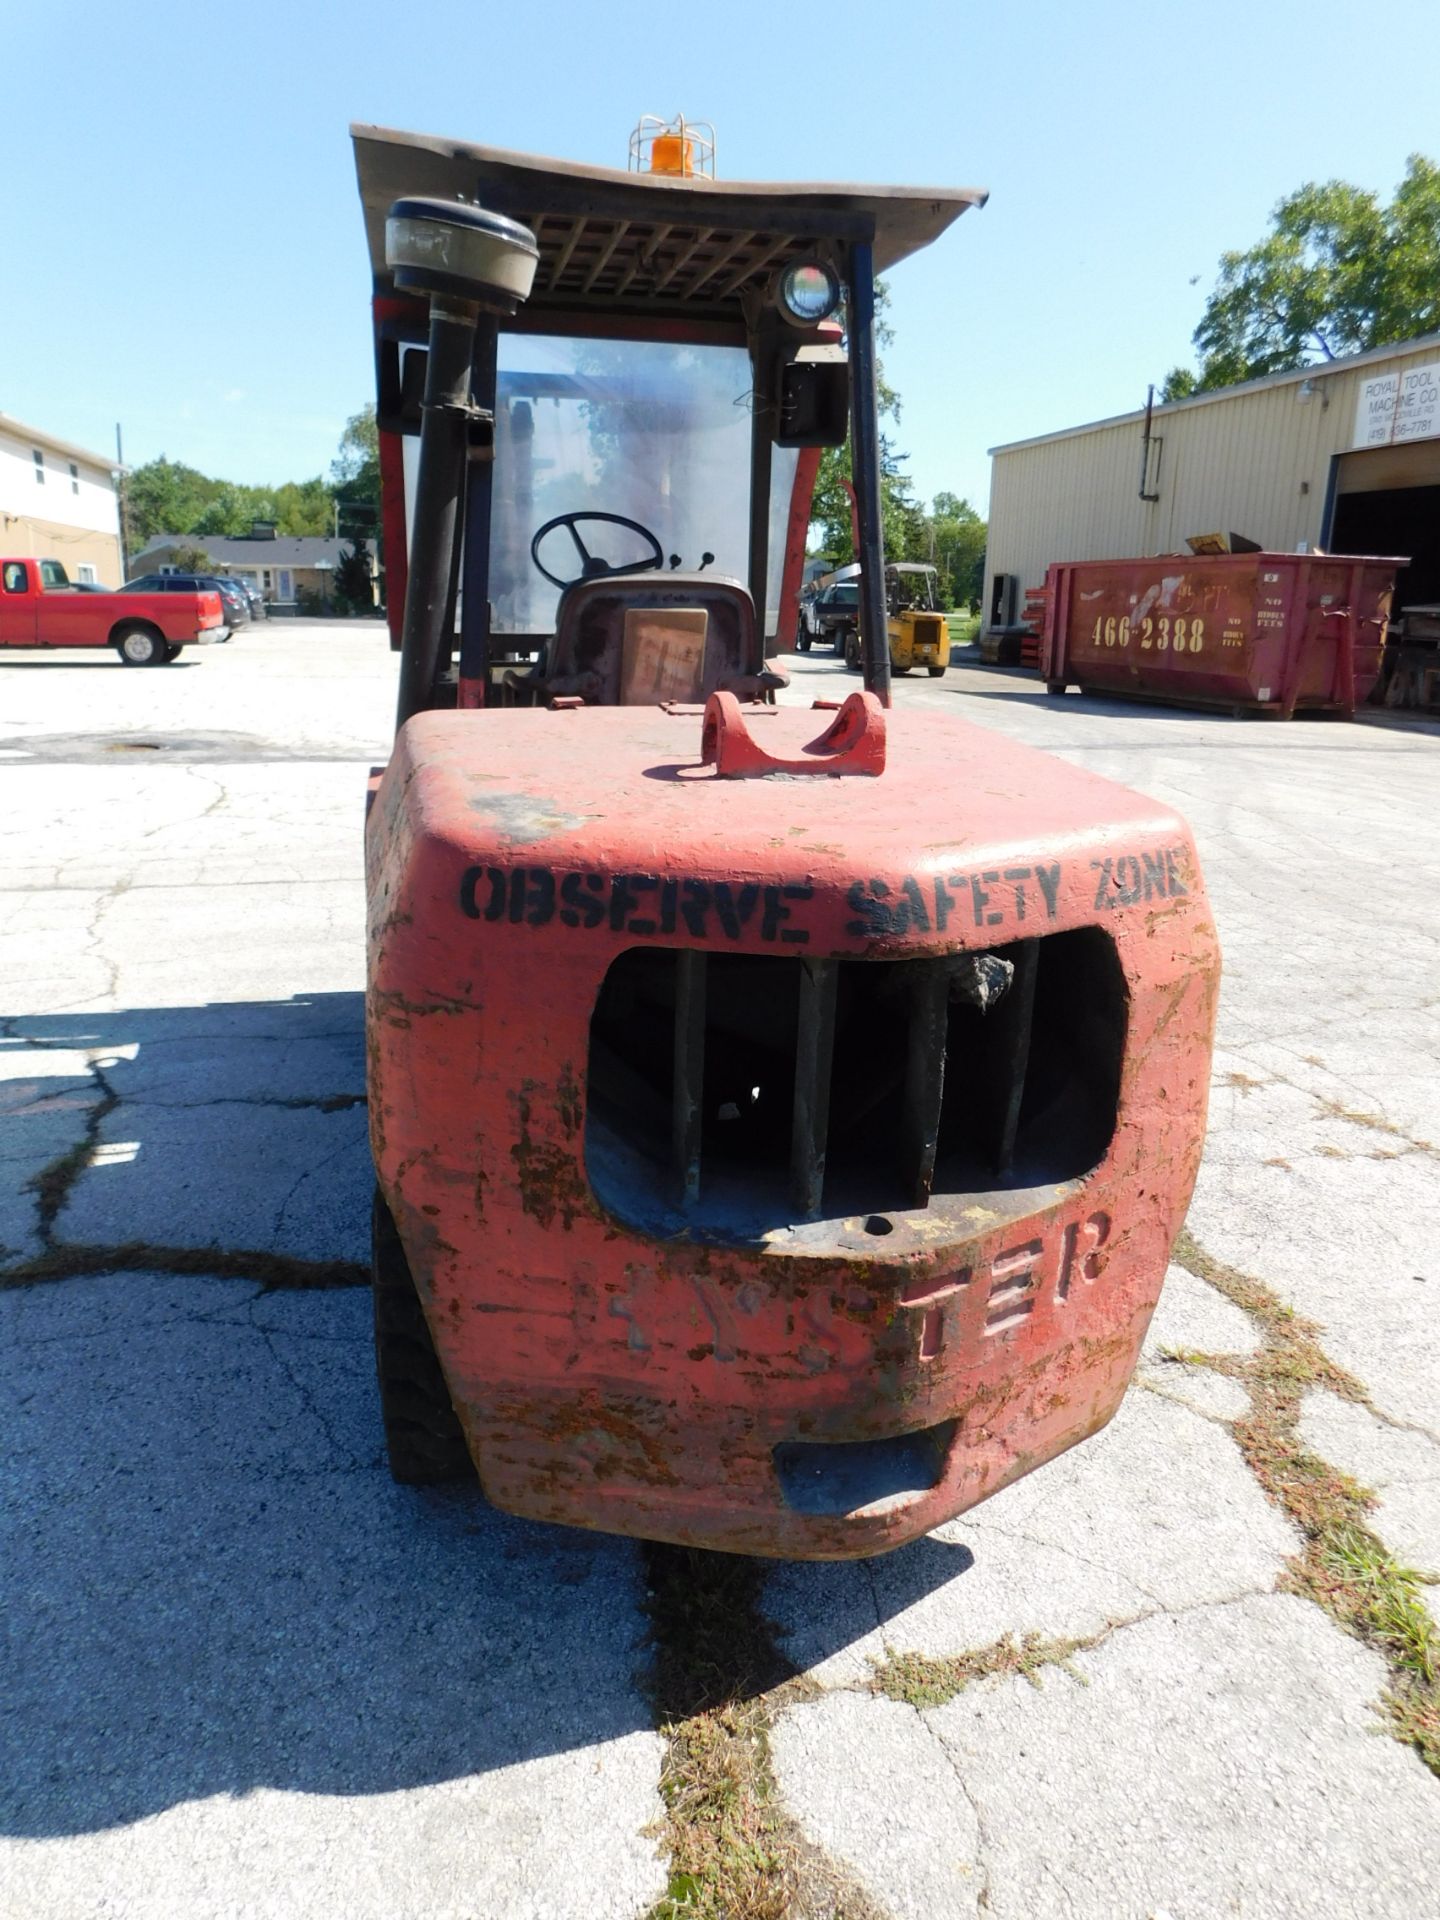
[1172,1228,1440,1775]
[641,1544,881,1920]
[1313,1096,1439,1161]
[870,1630,1094,1710]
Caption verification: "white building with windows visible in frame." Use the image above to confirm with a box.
[0,413,124,586]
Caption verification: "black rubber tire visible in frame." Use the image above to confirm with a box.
[797,631,811,652]
[927,664,946,677]
[114,623,167,666]
[163,642,183,663]
[372,1187,475,1485]
[843,635,862,672]
[1045,681,1067,697]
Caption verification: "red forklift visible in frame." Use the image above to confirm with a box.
[355,120,1219,1557]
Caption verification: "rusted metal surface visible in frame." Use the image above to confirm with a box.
[701,689,886,778]
[366,700,1219,1558]
[352,123,988,324]
[1041,551,1405,716]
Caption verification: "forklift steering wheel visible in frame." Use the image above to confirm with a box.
[530,511,664,590]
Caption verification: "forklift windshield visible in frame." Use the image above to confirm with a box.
[485,335,797,635]
[886,563,940,614]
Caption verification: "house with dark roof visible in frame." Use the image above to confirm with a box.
[128,527,373,607]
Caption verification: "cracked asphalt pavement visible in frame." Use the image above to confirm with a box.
[2,625,1438,1918]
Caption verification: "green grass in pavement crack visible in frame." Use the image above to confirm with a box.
[1171,1227,1440,1774]
[0,1242,366,1292]
[26,1089,118,1237]
[641,1543,885,1920]
[870,1629,1097,1710]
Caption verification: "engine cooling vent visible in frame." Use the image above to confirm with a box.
[585,932,1127,1241]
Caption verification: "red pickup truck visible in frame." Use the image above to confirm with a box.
[0,558,227,665]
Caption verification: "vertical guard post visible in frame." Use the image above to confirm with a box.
[458,316,500,707]
[384,197,538,735]
[847,237,891,707]
[395,301,479,730]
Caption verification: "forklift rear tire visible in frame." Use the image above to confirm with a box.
[843,635,862,672]
[1045,681,1067,697]
[927,665,946,677]
[372,1187,476,1486]
[115,624,167,666]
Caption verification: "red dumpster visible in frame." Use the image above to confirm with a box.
[1041,552,1405,717]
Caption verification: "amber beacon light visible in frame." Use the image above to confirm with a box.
[629,113,716,178]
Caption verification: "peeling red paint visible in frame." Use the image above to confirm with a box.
[367,703,1219,1557]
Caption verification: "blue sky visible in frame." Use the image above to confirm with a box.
[5,0,1435,515]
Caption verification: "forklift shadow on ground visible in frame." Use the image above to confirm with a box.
[2,994,977,1839]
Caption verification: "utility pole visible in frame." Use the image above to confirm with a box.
[115,424,129,580]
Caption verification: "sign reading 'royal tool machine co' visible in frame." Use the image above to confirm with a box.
[1353,358,1440,449]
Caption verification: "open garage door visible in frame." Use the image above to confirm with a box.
[1328,438,1440,611]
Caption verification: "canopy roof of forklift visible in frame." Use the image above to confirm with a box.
[352,123,987,325]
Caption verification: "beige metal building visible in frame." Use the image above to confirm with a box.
[0,414,124,586]
[983,332,1440,635]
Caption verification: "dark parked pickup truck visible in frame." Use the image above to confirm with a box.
[796,578,860,653]
[0,558,227,664]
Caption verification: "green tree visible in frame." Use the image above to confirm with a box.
[331,405,382,551]
[333,538,374,613]
[922,492,987,609]
[808,280,933,564]
[125,457,214,547]
[125,457,338,545]
[273,477,335,537]
[1169,154,1440,393]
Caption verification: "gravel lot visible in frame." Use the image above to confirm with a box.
[2,622,1438,1919]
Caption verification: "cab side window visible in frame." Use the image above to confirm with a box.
[3,563,27,593]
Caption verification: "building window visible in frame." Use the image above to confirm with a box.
[33,450,44,485]
[76,563,98,584]
[69,462,80,495]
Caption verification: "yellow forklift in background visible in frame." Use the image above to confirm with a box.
[843,561,949,676]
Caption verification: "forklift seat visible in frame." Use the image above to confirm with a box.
[504,573,787,705]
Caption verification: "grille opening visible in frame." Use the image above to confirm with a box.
[585,931,1127,1241]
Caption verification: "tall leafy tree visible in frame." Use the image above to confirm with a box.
[331,405,382,550]
[923,492,987,609]
[810,280,931,564]
[807,285,985,598]
[1163,154,1440,399]
[333,538,374,613]
[126,457,334,545]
